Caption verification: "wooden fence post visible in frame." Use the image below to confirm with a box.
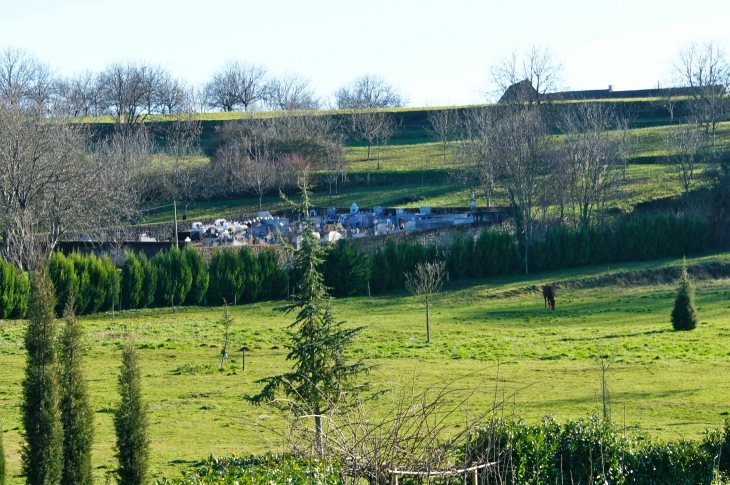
[390,471,398,485]
[472,468,478,485]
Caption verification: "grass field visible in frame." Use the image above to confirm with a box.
[137,120,730,225]
[2,253,730,483]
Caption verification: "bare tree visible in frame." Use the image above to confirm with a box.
[98,62,165,125]
[653,82,682,123]
[98,126,159,219]
[493,107,550,273]
[0,105,138,268]
[264,73,320,111]
[58,71,103,117]
[490,45,563,104]
[156,72,189,115]
[458,108,499,207]
[161,110,204,212]
[350,110,395,164]
[674,41,730,145]
[335,74,405,109]
[662,121,704,196]
[205,61,267,112]
[405,260,446,343]
[426,108,461,164]
[560,103,623,227]
[0,48,57,113]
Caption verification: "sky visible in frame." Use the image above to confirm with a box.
[0,0,729,107]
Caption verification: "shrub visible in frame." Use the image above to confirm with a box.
[48,252,77,315]
[0,260,28,319]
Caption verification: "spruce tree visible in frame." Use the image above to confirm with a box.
[59,297,94,485]
[114,341,149,485]
[672,258,699,331]
[248,226,367,453]
[21,270,63,485]
[0,423,6,485]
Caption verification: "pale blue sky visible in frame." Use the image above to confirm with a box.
[1,0,728,106]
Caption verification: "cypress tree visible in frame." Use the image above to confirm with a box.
[59,297,94,485]
[183,246,209,306]
[114,341,149,485]
[672,258,699,331]
[138,253,157,309]
[21,269,63,485]
[0,423,6,485]
[122,252,144,309]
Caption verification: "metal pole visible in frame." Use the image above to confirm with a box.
[174,200,179,248]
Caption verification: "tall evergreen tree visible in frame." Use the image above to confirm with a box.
[21,270,63,485]
[248,226,368,453]
[672,258,699,331]
[59,297,94,485]
[114,341,149,485]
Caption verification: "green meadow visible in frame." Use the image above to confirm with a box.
[2,253,730,482]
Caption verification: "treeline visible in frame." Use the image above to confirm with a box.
[324,214,706,297]
[45,246,288,316]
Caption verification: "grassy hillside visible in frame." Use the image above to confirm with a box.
[2,253,730,482]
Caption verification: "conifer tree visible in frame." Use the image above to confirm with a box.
[248,226,367,453]
[672,258,699,331]
[59,296,94,485]
[21,270,63,485]
[114,341,149,485]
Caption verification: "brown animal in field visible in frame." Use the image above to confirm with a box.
[542,284,555,311]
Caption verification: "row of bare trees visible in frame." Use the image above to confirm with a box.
[0,47,407,117]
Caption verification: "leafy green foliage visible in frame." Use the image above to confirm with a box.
[470,415,717,485]
[59,300,94,485]
[672,259,698,331]
[21,270,63,485]
[114,341,150,485]
[157,453,342,485]
[49,252,121,315]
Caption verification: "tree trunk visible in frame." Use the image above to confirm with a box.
[367,142,372,161]
[314,412,323,456]
[425,300,430,343]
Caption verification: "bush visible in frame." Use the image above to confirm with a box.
[469,415,717,485]
[138,253,157,309]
